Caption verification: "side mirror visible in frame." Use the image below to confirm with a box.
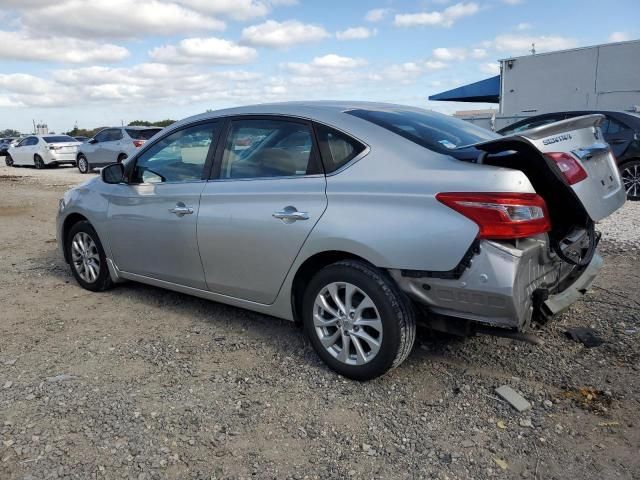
[88,138,98,144]
[101,163,125,184]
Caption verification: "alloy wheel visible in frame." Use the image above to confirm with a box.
[622,163,640,199]
[71,232,101,283]
[313,282,383,366]
[78,156,88,173]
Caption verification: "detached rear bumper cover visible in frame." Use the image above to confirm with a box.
[542,253,602,316]
[390,239,602,330]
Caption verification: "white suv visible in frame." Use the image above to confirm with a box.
[76,127,162,174]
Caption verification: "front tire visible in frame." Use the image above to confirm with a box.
[66,221,114,292]
[4,154,13,166]
[77,154,90,174]
[303,260,416,380]
[621,159,640,200]
[34,154,45,169]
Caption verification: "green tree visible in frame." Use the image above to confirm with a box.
[0,128,21,137]
[128,119,175,127]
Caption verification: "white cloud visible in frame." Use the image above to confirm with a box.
[336,27,376,41]
[365,8,392,22]
[431,47,486,61]
[394,2,479,28]
[432,47,467,61]
[0,30,128,63]
[23,0,225,39]
[424,60,448,70]
[608,31,631,42]
[491,34,577,54]
[241,19,329,48]
[149,37,257,64]
[284,54,367,75]
[175,0,297,21]
[479,62,500,75]
[515,22,531,31]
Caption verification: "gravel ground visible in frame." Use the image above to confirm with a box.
[0,164,639,480]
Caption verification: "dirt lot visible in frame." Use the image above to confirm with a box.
[1,164,639,480]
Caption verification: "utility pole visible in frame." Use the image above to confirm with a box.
[530,42,536,55]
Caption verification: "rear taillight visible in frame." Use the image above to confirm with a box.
[545,152,588,185]
[133,140,145,148]
[436,192,551,240]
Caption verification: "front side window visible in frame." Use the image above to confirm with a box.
[315,124,366,173]
[131,122,218,184]
[348,108,497,154]
[220,119,317,179]
[93,130,110,143]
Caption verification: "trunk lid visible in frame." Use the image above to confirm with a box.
[472,114,625,222]
[49,142,80,153]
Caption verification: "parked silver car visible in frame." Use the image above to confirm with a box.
[56,102,625,379]
[6,135,81,168]
[76,126,162,174]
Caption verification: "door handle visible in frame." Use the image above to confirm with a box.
[273,206,309,223]
[169,202,194,217]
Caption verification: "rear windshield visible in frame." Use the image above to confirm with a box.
[43,135,77,143]
[347,108,498,154]
[126,128,161,140]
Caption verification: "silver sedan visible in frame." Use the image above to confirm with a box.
[56,102,625,380]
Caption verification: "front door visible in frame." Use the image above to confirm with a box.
[13,137,37,165]
[105,121,221,289]
[198,117,327,304]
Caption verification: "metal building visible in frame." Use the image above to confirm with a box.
[430,39,640,130]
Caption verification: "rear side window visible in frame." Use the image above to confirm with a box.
[347,108,497,155]
[43,135,76,143]
[126,128,161,140]
[315,124,366,173]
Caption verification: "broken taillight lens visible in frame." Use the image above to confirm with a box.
[545,152,588,185]
[436,192,551,240]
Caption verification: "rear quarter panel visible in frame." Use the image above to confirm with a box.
[300,128,536,272]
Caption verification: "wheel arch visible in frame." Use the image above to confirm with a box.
[290,250,375,324]
[61,213,90,263]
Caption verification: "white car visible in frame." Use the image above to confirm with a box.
[6,135,82,169]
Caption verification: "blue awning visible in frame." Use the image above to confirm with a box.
[429,75,500,103]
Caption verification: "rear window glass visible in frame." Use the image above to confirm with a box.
[126,128,162,140]
[43,136,76,143]
[347,108,497,154]
[315,124,366,172]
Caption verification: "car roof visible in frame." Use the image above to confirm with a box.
[167,101,436,134]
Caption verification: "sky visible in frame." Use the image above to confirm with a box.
[0,0,638,133]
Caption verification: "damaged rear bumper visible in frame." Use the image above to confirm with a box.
[390,239,602,331]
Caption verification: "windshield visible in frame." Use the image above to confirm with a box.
[347,108,498,154]
[126,128,162,140]
[43,135,77,143]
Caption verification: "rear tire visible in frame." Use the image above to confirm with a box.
[5,154,13,167]
[620,159,640,200]
[302,260,416,380]
[117,153,128,163]
[34,154,45,169]
[65,221,114,292]
[77,154,90,174]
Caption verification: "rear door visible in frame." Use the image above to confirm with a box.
[197,116,327,304]
[96,128,124,164]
